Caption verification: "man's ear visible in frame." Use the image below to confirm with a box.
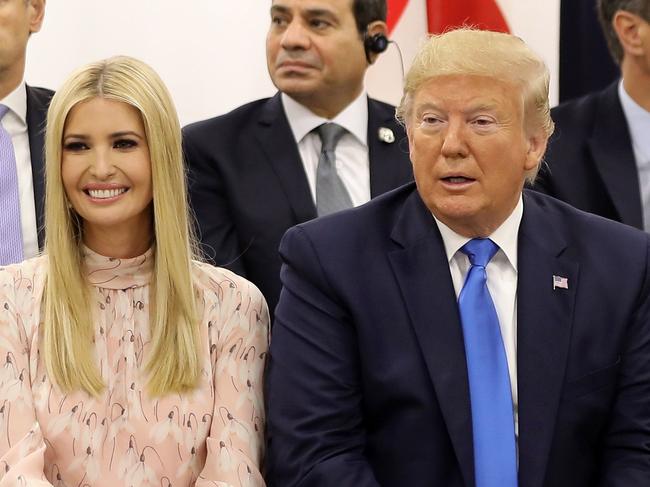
[524,129,548,172]
[364,21,388,65]
[613,10,645,57]
[28,0,46,34]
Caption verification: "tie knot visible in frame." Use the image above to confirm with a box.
[461,238,498,268]
[317,123,346,153]
[0,105,9,121]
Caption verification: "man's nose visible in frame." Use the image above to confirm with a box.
[280,20,310,50]
[440,120,469,159]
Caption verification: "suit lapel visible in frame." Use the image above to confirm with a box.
[255,93,316,223]
[388,189,475,487]
[516,193,578,487]
[25,85,49,248]
[588,83,642,228]
[367,98,412,196]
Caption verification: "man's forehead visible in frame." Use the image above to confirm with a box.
[412,75,523,110]
[413,99,503,114]
[270,0,352,16]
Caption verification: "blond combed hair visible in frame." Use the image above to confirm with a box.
[43,56,201,396]
[396,28,554,183]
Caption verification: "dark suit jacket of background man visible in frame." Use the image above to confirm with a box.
[25,85,53,249]
[534,81,643,229]
[183,93,413,312]
[266,182,650,487]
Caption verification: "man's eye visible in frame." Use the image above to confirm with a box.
[472,117,496,127]
[310,18,331,29]
[63,141,88,151]
[420,115,443,126]
[271,15,288,27]
[114,139,137,149]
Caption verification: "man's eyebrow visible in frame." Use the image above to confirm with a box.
[465,102,500,113]
[413,102,501,114]
[414,102,442,113]
[270,5,336,18]
[270,5,289,15]
[303,8,336,17]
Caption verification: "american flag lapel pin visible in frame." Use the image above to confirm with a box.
[553,275,569,290]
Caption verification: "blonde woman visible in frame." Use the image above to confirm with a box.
[0,56,268,486]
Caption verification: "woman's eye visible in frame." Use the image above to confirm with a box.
[63,141,88,151]
[114,139,137,149]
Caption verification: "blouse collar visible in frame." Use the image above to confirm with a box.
[83,246,154,290]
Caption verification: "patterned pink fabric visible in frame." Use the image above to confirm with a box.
[0,248,269,486]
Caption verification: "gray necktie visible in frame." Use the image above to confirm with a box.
[0,105,23,265]
[315,123,353,217]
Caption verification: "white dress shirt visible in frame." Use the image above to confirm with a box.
[434,197,522,436]
[0,82,39,259]
[281,91,371,207]
[618,80,650,232]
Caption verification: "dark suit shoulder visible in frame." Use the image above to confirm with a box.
[550,83,619,140]
[291,182,415,243]
[534,81,636,227]
[26,85,54,122]
[368,97,397,115]
[25,85,54,120]
[26,85,54,100]
[551,91,600,136]
[524,189,648,249]
[183,97,273,138]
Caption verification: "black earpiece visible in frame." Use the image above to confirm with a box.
[364,32,389,63]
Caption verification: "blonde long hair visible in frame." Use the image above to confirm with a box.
[43,56,200,396]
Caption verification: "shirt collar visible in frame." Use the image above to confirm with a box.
[433,195,523,271]
[281,90,368,146]
[0,81,27,126]
[619,79,650,160]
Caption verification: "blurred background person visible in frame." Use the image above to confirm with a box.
[0,0,48,264]
[182,0,413,314]
[535,0,650,230]
[0,56,268,487]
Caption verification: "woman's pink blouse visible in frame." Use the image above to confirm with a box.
[0,248,269,486]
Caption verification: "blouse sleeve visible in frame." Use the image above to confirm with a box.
[196,268,270,487]
[0,264,52,486]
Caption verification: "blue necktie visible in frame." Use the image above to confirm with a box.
[458,238,517,487]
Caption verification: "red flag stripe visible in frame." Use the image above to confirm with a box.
[426,0,510,34]
[386,0,409,33]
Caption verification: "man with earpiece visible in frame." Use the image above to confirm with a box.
[183,0,413,315]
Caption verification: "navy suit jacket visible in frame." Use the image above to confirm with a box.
[25,84,53,249]
[182,94,413,313]
[266,183,650,487]
[534,81,642,229]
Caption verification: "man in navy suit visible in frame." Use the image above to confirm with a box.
[534,0,650,230]
[266,28,650,487]
[0,0,51,260]
[183,0,412,313]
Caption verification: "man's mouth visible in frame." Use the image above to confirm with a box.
[442,176,475,184]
